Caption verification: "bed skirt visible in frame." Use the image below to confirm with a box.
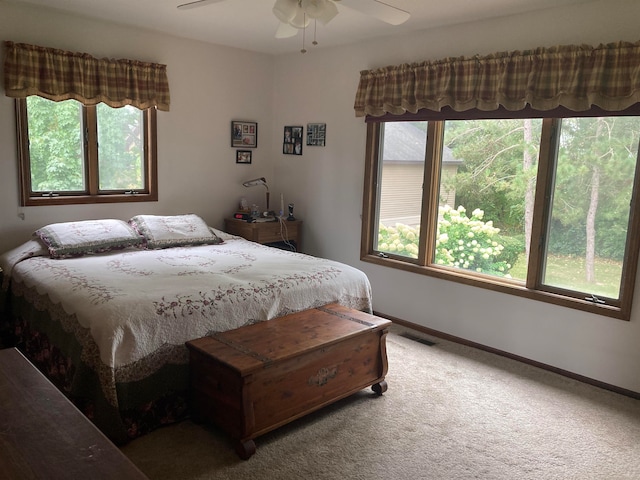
[3,291,190,445]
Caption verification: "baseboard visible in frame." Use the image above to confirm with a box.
[377,311,640,400]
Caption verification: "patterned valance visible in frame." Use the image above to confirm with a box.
[3,41,170,111]
[354,41,640,118]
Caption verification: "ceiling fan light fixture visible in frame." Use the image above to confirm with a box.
[300,0,338,24]
[270,0,411,53]
[289,9,311,28]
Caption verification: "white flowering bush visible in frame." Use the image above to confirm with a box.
[377,205,513,277]
[435,205,512,276]
[377,223,420,258]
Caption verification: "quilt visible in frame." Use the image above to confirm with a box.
[0,228,372,442]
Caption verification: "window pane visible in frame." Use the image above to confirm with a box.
[375,122,427,259]
[97,104,144,190]
[26,97,84,192]
[438,119,542,279]
[543,117,640,300]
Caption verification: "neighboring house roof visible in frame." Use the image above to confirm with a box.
[382,122,462,165]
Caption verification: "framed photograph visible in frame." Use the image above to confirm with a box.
[231,121,257,148]
[236,150,252,164]
[307,123,326,146]
[283,125,303,155]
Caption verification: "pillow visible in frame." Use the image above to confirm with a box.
[128,214,223,249]
[34,219,144,259]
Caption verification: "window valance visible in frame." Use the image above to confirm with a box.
[3,41,170,111]
[354,40,640,118]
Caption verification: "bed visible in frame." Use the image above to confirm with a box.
[0,215,372,444]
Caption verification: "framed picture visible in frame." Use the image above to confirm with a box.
[307,123,326,146]
[231,121,257,148]
[283,125,303,155]
[236,150,252,164]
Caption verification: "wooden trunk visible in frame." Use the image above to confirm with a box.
[185,303,391,459]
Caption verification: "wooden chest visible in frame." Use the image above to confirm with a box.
[185,303,391,459]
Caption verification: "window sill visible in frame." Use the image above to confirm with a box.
[361,253,628,321]
[22,193,158,206]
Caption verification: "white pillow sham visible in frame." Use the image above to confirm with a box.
[34,219,143,259]
[128,214,223,249]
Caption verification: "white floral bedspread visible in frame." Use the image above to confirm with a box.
[0,231,372,374]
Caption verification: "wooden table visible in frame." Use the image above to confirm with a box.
[0,348,148,480]
[186,303,391,459]
[224,217,302,250]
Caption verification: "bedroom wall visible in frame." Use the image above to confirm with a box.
[0,1,275,254]
[270,0,640,393]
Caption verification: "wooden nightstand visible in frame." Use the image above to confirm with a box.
[224,218,302,251]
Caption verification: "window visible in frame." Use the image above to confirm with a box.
[362,116,640,320]
[16,97,157,205]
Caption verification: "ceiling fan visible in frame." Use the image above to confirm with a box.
[176,0,411,40]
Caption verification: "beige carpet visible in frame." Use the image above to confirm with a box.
[122,326,640,480]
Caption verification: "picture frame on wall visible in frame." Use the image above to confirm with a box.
[283,125,303,155]
[236,150,252,164]
[231,121,257,148]
[306,123,326,146]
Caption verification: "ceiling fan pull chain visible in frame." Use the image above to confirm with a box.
[301,13,308,53]
[313,19,318,46]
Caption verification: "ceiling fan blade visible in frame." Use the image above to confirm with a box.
[339,0,410,25]
[177,0,226,10]
[273,0,299,23]
[275,22,300,39]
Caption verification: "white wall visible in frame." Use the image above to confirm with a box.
[271,0,640,393]
[0,2,274,253]
[2,0,640,393]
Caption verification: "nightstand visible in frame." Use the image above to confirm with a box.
[224,218,302,251]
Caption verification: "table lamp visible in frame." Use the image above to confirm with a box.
[242,177,270,211]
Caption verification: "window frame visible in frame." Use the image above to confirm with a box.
[361,118,640,321]
[15,98,158,206]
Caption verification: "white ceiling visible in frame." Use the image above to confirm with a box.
[10,0,597,55]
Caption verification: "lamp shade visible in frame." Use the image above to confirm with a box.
[242,177,268,189]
